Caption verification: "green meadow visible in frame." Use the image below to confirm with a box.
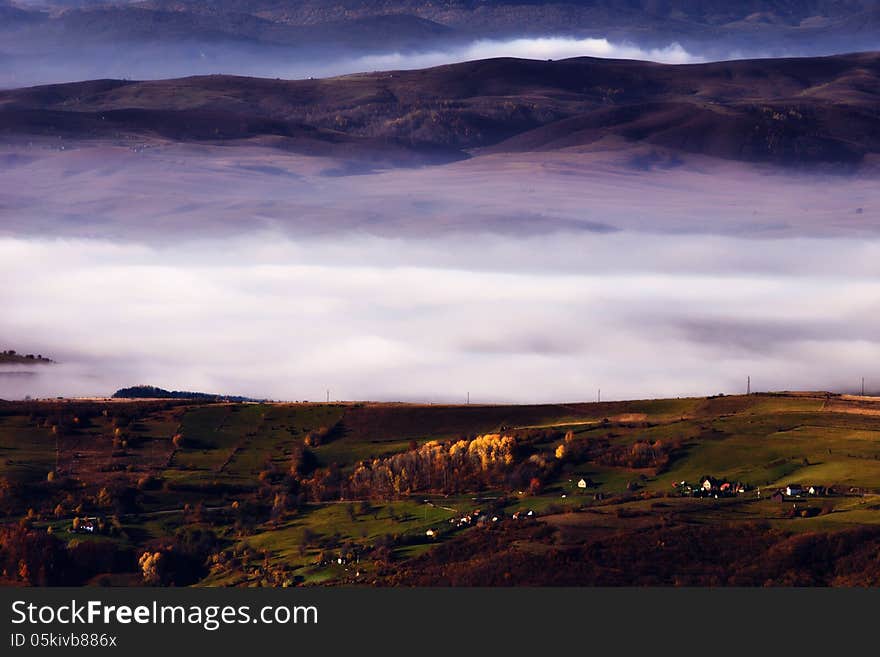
[4,392,880,585]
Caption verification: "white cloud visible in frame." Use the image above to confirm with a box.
[339,38,700,75]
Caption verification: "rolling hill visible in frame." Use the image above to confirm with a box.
[5,391,880,585]
[2,52,880,165]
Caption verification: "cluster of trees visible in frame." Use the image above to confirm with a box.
[554,429,680,473]
[303,423,338,447]
[137,527,220,586]
[0,525,134,586]
[0,350,52,363]
[348,434,517,498]
[594,439,679,471]
[112,386,260,403]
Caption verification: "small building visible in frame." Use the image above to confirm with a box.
[70,517,97,534]
[577,478,588,489]
[785,484,804,497]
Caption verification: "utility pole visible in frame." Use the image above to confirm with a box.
[862,377,866,396]
[466,391,470,405]
[598,388,601,403]
[747,376,751,395]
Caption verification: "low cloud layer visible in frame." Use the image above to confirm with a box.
[342,37,700,73]
[1,232,879,403]
[2,145,877,243]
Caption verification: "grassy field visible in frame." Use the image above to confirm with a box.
[4,391,880,585]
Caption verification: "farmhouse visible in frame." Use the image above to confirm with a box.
[70,517,97,534]
[700,476,718,492]
[785,484,804,497]
[682,476,747,498]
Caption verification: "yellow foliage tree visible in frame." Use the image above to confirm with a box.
[138,551,163,585]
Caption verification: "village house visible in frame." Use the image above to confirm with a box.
[785,484,804,497]
[700,476,718,492]
[679,476,746,498]
[70,517,97,534]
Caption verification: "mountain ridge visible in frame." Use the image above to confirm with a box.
[2,52,879,166]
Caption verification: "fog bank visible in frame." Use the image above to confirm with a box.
[2,145,878,242]
[1,232,878,402]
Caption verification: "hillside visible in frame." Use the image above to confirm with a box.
[5,391,880,585]
[2,53,879,165]
[112,385,262,402]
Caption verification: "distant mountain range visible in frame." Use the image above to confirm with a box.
[2,0,880,57]
[3,52,879,166]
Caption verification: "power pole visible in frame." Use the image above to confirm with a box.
[747,376,751,395]
[862,377,866,396]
